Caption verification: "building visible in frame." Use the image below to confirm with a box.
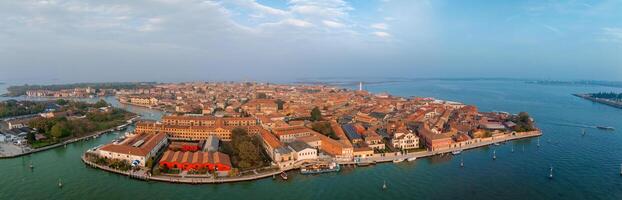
[97,132,168,167]
[391,130,420,150]
[341,124,363,144]
[129,96,159,107]
[134,115,262,141]
[272,126,314,143]
[203,136,220,152]
[242,99,278,115]
[418,127,453,151]
[158,150,232,174]
[288,141,318,161]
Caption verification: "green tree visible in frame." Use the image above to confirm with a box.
[311,121,338,139]
[50,122,71,138]
[230,128,264,169]
[275,99,285,110]
[94,99,109,108]
[27,132,36,143]
[256,93,267,99]
[310,107,322,122]
[56,99,68,105]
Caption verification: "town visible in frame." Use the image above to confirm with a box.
[77,82,541,183]
[0,99,137,157]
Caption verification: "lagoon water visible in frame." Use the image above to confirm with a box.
[1,80,622,200]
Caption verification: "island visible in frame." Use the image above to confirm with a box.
[527,80,622,88]
[573,92,622,109]
[3,82,155,97]
[0,99,138,157]
[80,82,541,184]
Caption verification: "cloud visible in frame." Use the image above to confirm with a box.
[137,17,164,32]
[542,24,560,34]
[601,27,622,43]
[372,31,391,38]
[371,23,388,30]
[289,0,353,19]
[322,20,344,28]
[276,18,313,27]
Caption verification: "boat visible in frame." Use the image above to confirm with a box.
[382,180,387,190]
[582,129,586,136]
[407,157,417,162]
[280,172,288,180]
[493,142,500,146]
[29,162,34,169]
[549,166,554,179]
[58,178,63,188]
[452,150,462,155]
[596,126,615,131]
[460,157,464,168]
[272,174,276,179]
[356,162,372,167]
[300,162,341,175]
[492,150,497,160]
[392,158,405,163]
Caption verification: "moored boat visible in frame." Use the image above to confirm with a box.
[300,162,341,175]
[406,157,417,162]
[452,150,462,155]
[392,158,405,163]
[596,126,615,131]
[280,172,288,180]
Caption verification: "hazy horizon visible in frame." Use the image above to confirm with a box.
[1,0,621,83]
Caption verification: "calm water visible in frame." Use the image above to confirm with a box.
[1,80,622,200]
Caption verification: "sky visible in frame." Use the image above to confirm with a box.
[0,0,621,84]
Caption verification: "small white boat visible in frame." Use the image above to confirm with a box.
[382,180,387,190]
[460,157,464,167]
[280,172,288,180]
[392,159,405,163]
[58,178,63,188]
[549,166,554,179]
[406,157,417,162]
[452,150,462,155]
[493,150,497,160]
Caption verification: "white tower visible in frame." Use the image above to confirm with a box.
[359,82,363,91]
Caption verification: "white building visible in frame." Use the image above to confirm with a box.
[97,132,168,167]
[391,130,420,150]
[288,141,318,161]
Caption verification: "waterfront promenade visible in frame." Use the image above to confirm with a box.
[82,154,285,184]
[81,130,541,184]
[349,130,542,165]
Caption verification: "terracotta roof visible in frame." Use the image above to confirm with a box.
[273,126,313,136]
[260,129,283,148]
[99,132,167,157]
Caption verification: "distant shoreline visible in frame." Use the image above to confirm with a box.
[573,94,622,109]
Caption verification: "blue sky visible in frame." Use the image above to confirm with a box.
[0,0,621,84]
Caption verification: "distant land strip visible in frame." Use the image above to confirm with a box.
[4,82,156,97]
[528,80,622,88]
[573,93,622,109]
